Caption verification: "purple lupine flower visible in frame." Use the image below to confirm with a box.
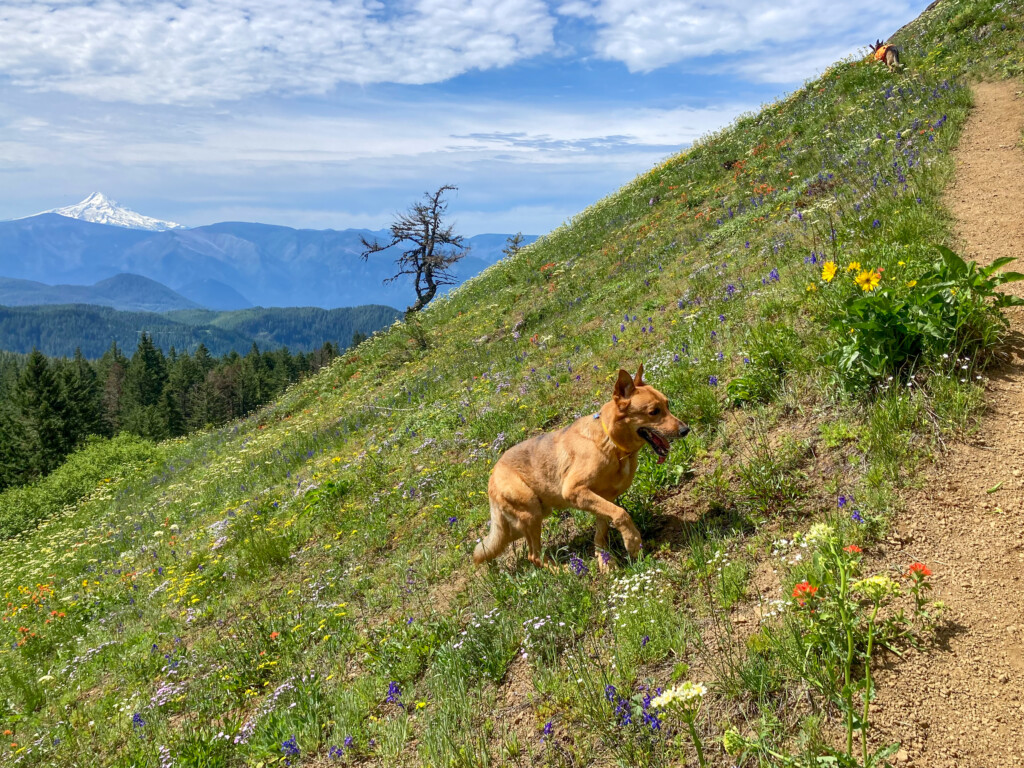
[615,697,632,726]
[708,376,719,387]
[568,553,589,576]
[541,721,554,740]
[386,681,403,706]
[605,684,617,702]
[838,495,847,508]
[769,268,780,282]
[851,510,864,524]
[872,219,881,228]
[281,736,300,757]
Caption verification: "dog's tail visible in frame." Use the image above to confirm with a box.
[473,499,512,564]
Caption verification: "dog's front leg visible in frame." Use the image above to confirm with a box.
[566,486,642,558]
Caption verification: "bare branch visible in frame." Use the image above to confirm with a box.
[358,184,468,313]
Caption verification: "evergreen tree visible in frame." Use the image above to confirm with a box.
[61,348,105,443]
[121,334,168,441]
[0,403,29,490]
[97,341,129,434]
[157,388,186,438]
[15,349,72,477]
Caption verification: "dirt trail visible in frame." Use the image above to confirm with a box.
[869,81,1024,766]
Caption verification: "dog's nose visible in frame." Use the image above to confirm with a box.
[679,424,690,438]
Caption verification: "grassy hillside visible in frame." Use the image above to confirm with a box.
[1,2,1022,766]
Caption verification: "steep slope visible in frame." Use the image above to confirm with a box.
[0,2,1022,767]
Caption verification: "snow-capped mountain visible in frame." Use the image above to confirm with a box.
[44,192,185,231]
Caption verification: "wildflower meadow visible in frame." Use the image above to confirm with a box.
[2,1,1023,766]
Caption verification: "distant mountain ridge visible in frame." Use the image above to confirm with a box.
[0,303,401,358]
[1,196,536,309]
[0,273,203,313]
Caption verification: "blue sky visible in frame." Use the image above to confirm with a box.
[0,0,932,236]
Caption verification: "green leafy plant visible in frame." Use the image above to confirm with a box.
[828,245,1024,389]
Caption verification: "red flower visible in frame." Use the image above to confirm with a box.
[843,544,862,554]
[792,581,819,605]
[270,631,280,640]
[907,562,932,578]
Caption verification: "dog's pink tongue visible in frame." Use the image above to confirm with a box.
[657,455,667,465]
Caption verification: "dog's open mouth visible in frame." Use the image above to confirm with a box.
[638,427,670,464]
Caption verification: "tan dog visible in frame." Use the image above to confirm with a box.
[869,39,901,72]
[473,365,689,568]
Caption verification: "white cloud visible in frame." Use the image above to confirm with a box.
[0,92,754,233]
[557,0,920,73]
[0,0,556,103]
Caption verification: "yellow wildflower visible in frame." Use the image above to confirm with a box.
[846,261,861,273]
[806,283,817,292]
[906,280,917,287]
[821,261,837,282]
[855,269,881,291]
[898,260,906,266]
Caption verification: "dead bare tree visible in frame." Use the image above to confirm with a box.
[360,184,468,314]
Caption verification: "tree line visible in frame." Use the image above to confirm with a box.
[0,335,353,492]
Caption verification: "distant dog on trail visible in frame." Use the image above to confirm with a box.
[869,39,901,72]
[473,365,689,568]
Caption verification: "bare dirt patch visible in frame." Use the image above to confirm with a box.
[866,81,1024,767]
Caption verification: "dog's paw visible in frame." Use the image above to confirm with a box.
[621,532,643,559]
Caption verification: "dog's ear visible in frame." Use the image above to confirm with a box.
[613,369,636,401]
[633,364,645,387]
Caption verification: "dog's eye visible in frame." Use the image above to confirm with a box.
[650,407,660,416]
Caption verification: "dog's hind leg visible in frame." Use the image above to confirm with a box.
[523,517,545,568]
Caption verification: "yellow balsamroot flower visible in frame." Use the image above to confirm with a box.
[821,261,838,282]
[855,269,881,291]
[846,261,861,273]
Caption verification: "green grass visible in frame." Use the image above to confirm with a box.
[1,1,1023,766]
